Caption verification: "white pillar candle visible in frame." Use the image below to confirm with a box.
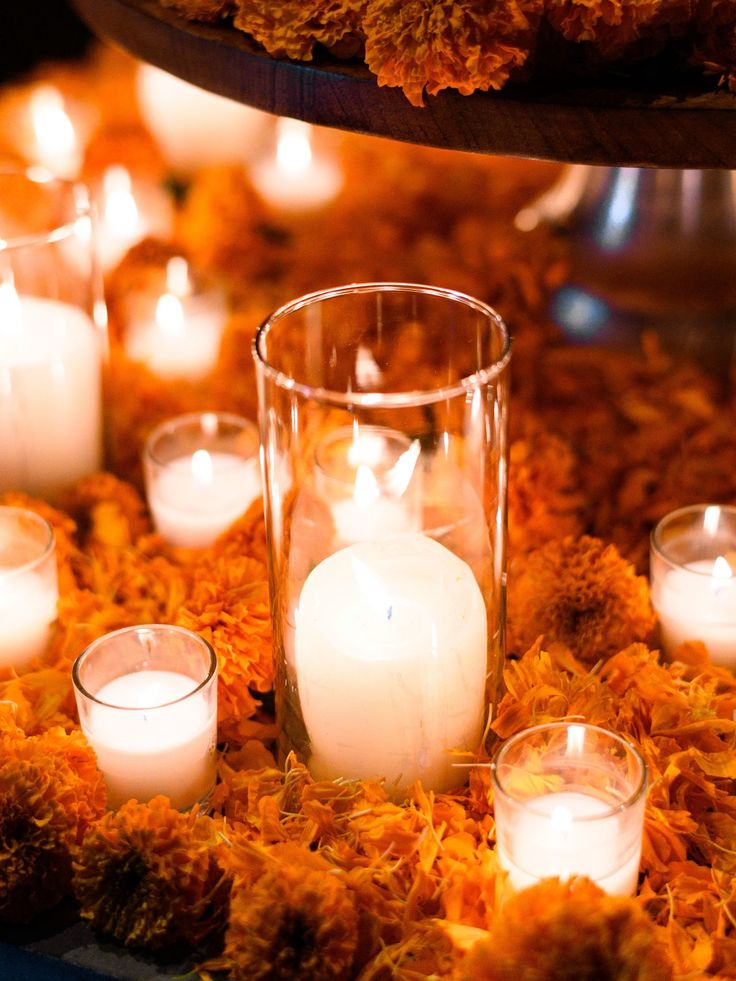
[251,119,343,213]
[294,533,487,797]
[124,257,227,380]
[148,448,262,547]
[496,791,642,897]
[80,670,216,810]
[0,287,103,498]
[654,556,736,665]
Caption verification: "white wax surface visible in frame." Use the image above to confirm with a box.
[0,297,102,497]
[331,495,419,546]
[148,451,262,547]
[83,670,216,810]
[655,559,736,665]
[252,155,343,211]
[0,568,58,668]
[294,534,487,797]
[496,791,642,897]
[125,298,226,380]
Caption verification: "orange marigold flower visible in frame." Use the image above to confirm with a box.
[506,535,655,665]
[0,668,78,734]
[363,0,542,107]
[544,0,690,60]
[58,472,150,548]
[224,852,359,980]
[233,0,366,61]
[73,797,229,949]
[159,0,235,24]
[462,878,673,980]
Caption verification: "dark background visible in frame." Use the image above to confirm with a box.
[1,2,93,83]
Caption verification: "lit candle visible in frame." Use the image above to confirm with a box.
[0,280,103,498]
[95,165,173,272]
[250,118,343,213]
[294,533,487,798]
[144,412,262,548]
[493,723,647,897]
[25,85,82,179]
[136,64,270,172]
[0,507,58,669]
[72,625,217,810]
[651,504,736,667]
[315,425,422,546]
[124,257,227,380]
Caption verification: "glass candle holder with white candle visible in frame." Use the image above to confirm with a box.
[0,170,106,499]
[650,504,736,666]
[72,624,217,810]
[123,256,228,381]
[254,283,510,800]
[143,411,262,548]
[492,722,648,897]
[0,506,58,669]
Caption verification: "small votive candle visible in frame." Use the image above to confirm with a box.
[250,118,343,213]
[0,507,58,669]
[143,411,262,548]
[650,504,736,666]
[492,722,647,897]
[94,165,174,273]
[315,425,423,546]
[72,624,217,810]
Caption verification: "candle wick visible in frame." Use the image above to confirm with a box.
[387,605,393,621]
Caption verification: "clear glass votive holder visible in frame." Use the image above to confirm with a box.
[0,506,58,669]
[143,411,262,548]
[492,722,648,896]
[0,169,106,499]
[72,624,217,810]
[650,504,736,666]
[254,282,511,800]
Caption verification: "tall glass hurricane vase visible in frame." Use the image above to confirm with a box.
[254,283,510,801]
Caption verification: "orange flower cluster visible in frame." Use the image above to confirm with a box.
[159,0,736,103]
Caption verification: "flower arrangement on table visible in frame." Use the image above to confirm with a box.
[3,44,736,981]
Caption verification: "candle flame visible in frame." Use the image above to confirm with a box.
[155,292,184,337]
[710,554,733,596]
[385,440,421,497]
[191,448,214,485]
[30,85,77,173]
[102,166,140,237]
[354,464,380,509]
[165,256,190,297]
[276,119,313,178]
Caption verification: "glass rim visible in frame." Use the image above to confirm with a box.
[0,505,56,579]
[491,721,648,820]
[143,410,259,468]
[0,167,92,253]
[72,623,218,711]
[252,282,511,409]
[650,503,736,572]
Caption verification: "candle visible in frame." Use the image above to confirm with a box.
[0,507,58,669]
[136,64,270,172]
[124,257,227,380]
[294,533,487,797]
[315,425,422,546]
[250,119,343,213]
[493,723,647,897]
[651,504,736,666]
[94,165,173,273]
[72,625,218,811]
[144,412,262,548]
[0,284,103,498]
[23,85,83,179]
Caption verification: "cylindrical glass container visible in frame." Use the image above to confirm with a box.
[254,282,510,800]
[72,624,218,810]
[0,505,58,669]
[650,503,736,666]
[493,722,648,896]
[0,169,106,499]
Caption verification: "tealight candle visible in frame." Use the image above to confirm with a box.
[250,118,343,213]
[493,723,648,897]
[0,507,58,669]
[315,425,422,545]
[144,412,262,548]
[294,533,487,798]
[124,257,228,380]
[650,504,736,666]
[94,165,173,272]
[136,64,270,172]
[22,84,84,179]
[73,624,217,810]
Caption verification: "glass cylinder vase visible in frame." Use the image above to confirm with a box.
[254,282,510,800]
[0,169,106,500]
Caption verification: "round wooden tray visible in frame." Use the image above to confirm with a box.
[73,0,736,168]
